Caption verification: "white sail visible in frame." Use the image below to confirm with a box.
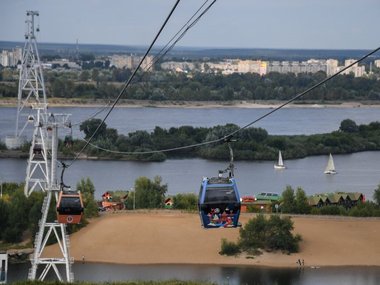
[324,153,336,174]
[274,151,286,169]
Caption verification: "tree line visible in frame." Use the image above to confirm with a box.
[1,67,380,101]
[278,185,380,217]
[56,118,380,162]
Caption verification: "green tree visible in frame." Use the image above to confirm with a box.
[236,214,301,255]
[79,70,91,81]
[76,177,98,218]
[79,118,107,140]
[92,68,100,86]
[134,176,167,209]
[3,187,29,242]
[239,214,267,251]
[373,184,380,206]
[281,186,296,213]
[266,215,301,252]
[340,119,359,133]
[0,199,9,240]
[172,193,197,211]
[295,187,311,214]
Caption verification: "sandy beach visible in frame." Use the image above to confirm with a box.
[42,211,380,268]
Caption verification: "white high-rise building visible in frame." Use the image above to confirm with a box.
[326,59,339,76]
[0,47,22,67]
[341,59,365,77]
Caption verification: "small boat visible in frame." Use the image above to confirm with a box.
[324,153,337,174]
[274,150,286,169]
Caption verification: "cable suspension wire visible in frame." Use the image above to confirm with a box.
[70,101,112,127]
[81,46,380,155]
[144,0,217,73]
[227,46,380,139]
[128,0,217,95]
[66,0,217,140]
[66,0,182,167]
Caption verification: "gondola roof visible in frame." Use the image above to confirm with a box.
[204,176,234,185]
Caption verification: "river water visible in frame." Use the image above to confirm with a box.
[1,151,380,200]
[1,106,380,199]
[1,105,380,138]
[7,262,380,285]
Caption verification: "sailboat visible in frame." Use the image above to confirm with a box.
[324,153,337,174]
[274,150,286,169]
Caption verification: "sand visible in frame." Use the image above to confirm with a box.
[42,211,380,268]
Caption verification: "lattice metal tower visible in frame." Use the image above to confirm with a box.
[17,11,50,198]
[28,114,74,283]
[10,11,75,283]
[5,11,47,150]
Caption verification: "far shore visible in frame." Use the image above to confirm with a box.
[43,211,380,268]
[1,98,380,109]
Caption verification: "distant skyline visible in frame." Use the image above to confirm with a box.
[0,0,379,50]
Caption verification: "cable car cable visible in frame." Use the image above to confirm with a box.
[66,0,217,142]
[70,100,112,127]
[65,0,182,168]
[226,46,380,139]
[142,0,217,73]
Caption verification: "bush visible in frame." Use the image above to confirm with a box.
[219,238,241,256]
[319,205,346,216]
[172,193,197,211]
[348,202,380,217]
[223,214,302,256]
[265,215,302,253]
[239,214,267,250]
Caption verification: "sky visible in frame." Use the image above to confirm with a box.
[0,0,379,50]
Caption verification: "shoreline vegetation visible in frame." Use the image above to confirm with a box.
[42,211,380,268]
[1,104,380,162]
[1,98,380,109]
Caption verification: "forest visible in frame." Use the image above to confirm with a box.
[1,67,380,102]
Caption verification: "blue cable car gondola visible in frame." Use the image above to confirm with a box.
[198,142,241,228]
[198,175,241,228]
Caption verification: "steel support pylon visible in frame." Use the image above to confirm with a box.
[13,11,75,283]
[5,10,47,149]
[24,105,50,196]
[28,117,73,283]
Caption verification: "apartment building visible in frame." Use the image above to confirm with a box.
[0,47,22,67]
[110,54,154,71]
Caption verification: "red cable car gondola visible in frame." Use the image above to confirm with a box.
[56,191,84,224]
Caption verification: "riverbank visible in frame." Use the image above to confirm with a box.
[42,211,380,268]
[1,98,380,109]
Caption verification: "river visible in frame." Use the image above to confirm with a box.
[0,106,380,199]
[7,263,380,285]
[1,151,380,200]
[1,105,380,138]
